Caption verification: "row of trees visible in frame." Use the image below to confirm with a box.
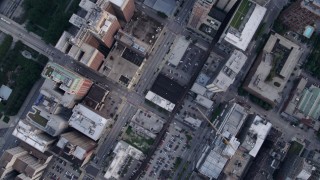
[23,0,80,44]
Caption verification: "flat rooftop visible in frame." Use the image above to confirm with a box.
[150,74,184,104]
[199,150,228,179]
[131,109,164,135]
[225,3,266,50]
[69,104,111,141]
[244,34,302,105]
[104,141,144,179]
[12,121,54,153]
[167,36,190,66]
[218,103,248,136]
[207,50,247,92]
[242,115,272,157]
[145,91,175,112]
[42,62,87,94]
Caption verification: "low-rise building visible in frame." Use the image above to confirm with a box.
[82,84,109,111]
[0,85,12,101]
[145,74,184,112]
[165,36,190,67]
[104,141,144,179]
[130,109,164,139]
[69,104,112,141]
[280,0,320,34]
[243,33,302,106]
[206,50,247,93]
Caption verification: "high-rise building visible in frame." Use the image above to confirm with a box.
[42,62,93,97]
[0,146,53,180]
[55,0,123,71]
[108,0,135,22]
[220,0,266,51]
[69,104,112,141]
[206,50,247,93]
[56,131,97,167]
[12,120,56,152]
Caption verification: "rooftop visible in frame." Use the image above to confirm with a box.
[69,104,111,141]
[0,85,12,101]
[241,115,272,157]
[104,141,144,179]
[12,121,55,153]
[42,62,90,94]
[150,74,184,104]
[198,149,228,179]
[27,105,68,137]
[56,131,97,160]
[130,109,164,138]
[206,50,247,92]
[167,36,190,66]
[184,116,202,128]
[218,103,248,136]
[297,85,320,120]
[225,3,266,50]
[82,84,109,110]
[244,34,302,106]
[145,91,175,112]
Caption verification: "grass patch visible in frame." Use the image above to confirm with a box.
[173,157,182,171]
[123,126,154,153]
[288,141,303,155]
[0,40,43,116]
[211,104,223,122]
[23,0,81,44]
[3,116,10,123]
[249,94,273,110]
[27,109,48,127]
[304,34,320,79]
[230,0,252,29]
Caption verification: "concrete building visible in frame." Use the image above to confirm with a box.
[165,36,190,67]
[55,0,124,70]
[69,104,112,141]
[243,34,302,106]
[288,158,314,180]
[240,115,272,158]
[0,146,53,180]
[183,116,202,128]
[188,0,234,40]
[197,103,247,179]
[82,84,109,111]
[145,74,184,112]
[42,62,93,97]
[297,85,320,120]
[12,120,55,153]
[130,109,164,139]
[114,29,150,58]
[104,141,144,179]
[109,0,135,22]
[56,131,97,166]
[280,0,320,34]
[98,37,147,89]
[206,50,247,92]
[222,0,266,51]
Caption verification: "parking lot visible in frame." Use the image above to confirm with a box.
[124,10,163,45]
[161,44,206,86]
[174,95,206,129]
[141,124,188,179]
[43,157,81,180]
